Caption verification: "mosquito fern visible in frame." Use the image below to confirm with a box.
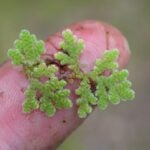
[8,30,72,117]
[56,29,135,118]
[7,29,135,118]
[8,30,44,66]
[76,77,97,118]
[55,29,84,76]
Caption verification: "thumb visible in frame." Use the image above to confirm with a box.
[0,20,130,150]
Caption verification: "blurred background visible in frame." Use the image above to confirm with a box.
[0,0,149,149]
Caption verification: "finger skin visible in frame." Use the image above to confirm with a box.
[0,20,130,150]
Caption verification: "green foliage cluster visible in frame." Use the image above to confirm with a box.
[55,29,135,118]
[8,30,72,117]
[8,30,44,66]
[8,29,135,118]
[55,29,84,76]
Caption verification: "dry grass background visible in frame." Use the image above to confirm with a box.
[0,0,150,149]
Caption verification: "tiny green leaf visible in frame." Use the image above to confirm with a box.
[8,49,24,65]
[76,78,97,117]
[8,29,45,66]
[55,29,84,76]
[90,49,119,79]
[32,63,58,78]
[23,98,39,113]
[40,98,56,117]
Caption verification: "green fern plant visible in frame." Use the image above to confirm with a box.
[8,29,135,118]
[8,30,72,117]
[55,29,135,118]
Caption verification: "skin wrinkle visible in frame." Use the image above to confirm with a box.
[0,123,25,150]
[46,37,60,51]
[0,91,4,98]
[0,60,8,68]
[105,30,110,50]
[6,124,28,150]
[0,140,12,150]
[20,87,26,93]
